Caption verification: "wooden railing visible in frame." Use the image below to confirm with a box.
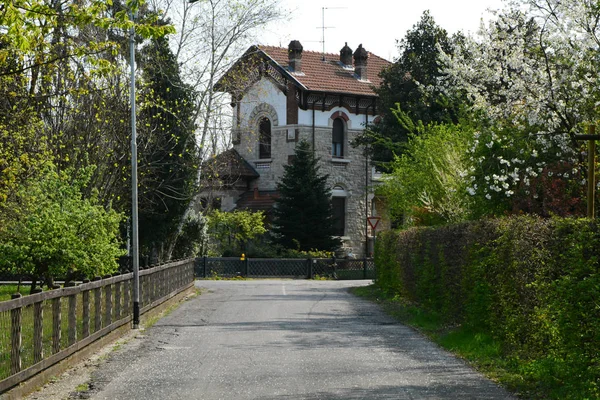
[0,259,195,393]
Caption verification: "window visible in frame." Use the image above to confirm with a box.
[332,197,346,236]
[332,118,344,158]
[259,117,271,159]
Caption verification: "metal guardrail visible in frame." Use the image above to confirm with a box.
[194,257,375,280]
[0,259,195,393]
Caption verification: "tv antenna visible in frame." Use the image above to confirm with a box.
[318,6,347,61]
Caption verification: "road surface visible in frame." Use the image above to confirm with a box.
[85,280,514,400]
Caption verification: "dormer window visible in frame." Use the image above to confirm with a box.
[259,117,271,159]
[332,118,344,158]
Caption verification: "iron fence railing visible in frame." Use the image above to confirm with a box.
[0,259,195,394]
[195,257,375,280]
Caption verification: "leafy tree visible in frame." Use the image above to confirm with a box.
[272,140,342,252]
[0,167,124,291]
[207,209,266,256]
[355,11,464,170]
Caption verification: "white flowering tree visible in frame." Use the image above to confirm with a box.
[441,0,599,216]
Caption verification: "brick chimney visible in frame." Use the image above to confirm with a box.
[340,42,352,66]
[353,44,368,81]
[288,40,303,73]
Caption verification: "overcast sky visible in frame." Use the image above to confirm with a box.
[260,0,507,61]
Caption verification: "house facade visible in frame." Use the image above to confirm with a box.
[208,40,390,257]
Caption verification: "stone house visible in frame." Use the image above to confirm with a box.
[203,40,390,257]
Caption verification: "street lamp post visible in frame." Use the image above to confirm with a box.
[129,10,140,329]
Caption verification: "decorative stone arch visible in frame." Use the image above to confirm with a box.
[331,181,352,197]
[328,110,350,126]
[248,102,279,130]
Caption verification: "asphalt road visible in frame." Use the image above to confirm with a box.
[86,280,514,400]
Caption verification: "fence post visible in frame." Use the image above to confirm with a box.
[124,277,131,317]
[307,258,313,279]
[245,257,250,277]
[203,256,207,278]
[115,278,122,320]
[51,285,61,354]
[82,280,90,338]
[10,293,22,375]
[32,288,43,364]
[103,275,112,327]
[93,276,102,332]
[363,258,367,279]
[65,281,77,346]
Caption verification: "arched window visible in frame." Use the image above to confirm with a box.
[332,118,344,158]
[259,117,271,159]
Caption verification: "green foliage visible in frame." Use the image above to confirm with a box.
[374,216,600,398]
[272,140,342,252]
[136,33,198,260]
[380,121,472,226]
[207,209,266,256]
[354,11,465,169]
[0,167,124,286]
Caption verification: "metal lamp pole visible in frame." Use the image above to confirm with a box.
[129,10,140,329]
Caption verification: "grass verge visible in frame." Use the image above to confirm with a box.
[350,284,555,399]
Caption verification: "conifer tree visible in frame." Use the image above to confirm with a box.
[272,140,342,252]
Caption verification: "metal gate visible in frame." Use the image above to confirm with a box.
[194,257,375,280]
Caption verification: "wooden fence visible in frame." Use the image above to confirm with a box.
[0,258,195,393]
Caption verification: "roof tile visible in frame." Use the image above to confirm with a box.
[258,46,390,96]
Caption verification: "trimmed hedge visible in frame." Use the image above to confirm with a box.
[375,216,600,398]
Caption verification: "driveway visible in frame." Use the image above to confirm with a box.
[84,280,514,400]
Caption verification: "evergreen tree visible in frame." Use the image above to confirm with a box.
[272,140,341,252]
[136,33,198,261]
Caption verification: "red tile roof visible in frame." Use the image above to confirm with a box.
[258,45,391,96]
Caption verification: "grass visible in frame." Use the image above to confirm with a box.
[350,284,560,399]
[0,284,31,301]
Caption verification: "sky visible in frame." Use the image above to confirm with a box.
[261,0,507,61]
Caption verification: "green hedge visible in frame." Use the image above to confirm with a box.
[375,216,600,398]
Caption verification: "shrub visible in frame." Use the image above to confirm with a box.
[375,215,600,398]
[0,167,124,288]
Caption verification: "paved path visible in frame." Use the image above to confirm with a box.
[87,280,514,400]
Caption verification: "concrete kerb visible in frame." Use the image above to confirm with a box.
[1,284,197,400]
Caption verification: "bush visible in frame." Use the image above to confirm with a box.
[375,216,600,398]
[380,122,472,227]
[0,167,124,288]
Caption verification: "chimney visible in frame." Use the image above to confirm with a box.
[353,44,368,81]
[340,42,352,66]
[288,40,303,73]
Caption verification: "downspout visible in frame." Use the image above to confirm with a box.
[311,97,319,155]
[365,102,370,259]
